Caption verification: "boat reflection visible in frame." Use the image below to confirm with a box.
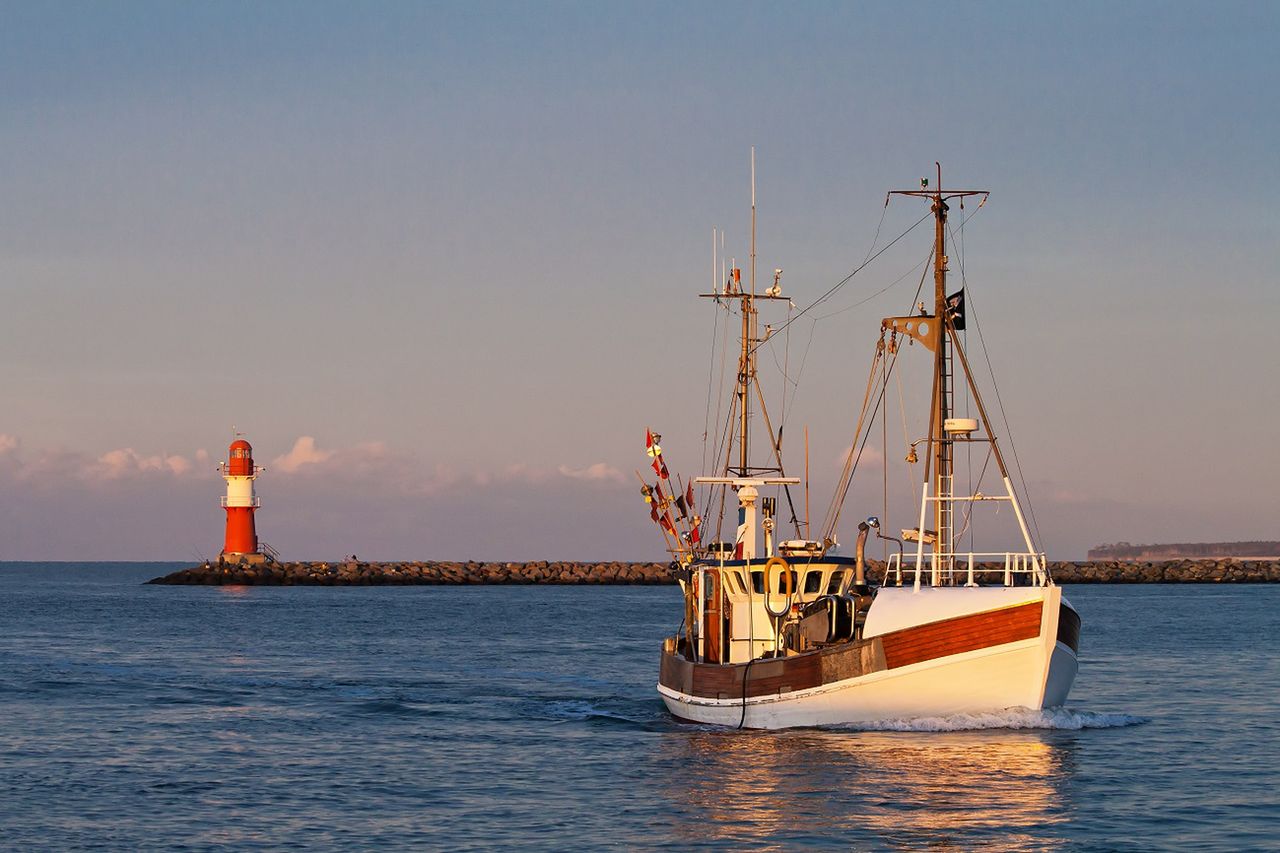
[656,726,1076,849]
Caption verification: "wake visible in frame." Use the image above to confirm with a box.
[832,706,1148,732]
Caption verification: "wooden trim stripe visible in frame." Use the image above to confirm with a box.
[879,601,1043,669]
[661,599,1049,700]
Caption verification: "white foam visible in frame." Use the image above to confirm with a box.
[832,706,1148,732]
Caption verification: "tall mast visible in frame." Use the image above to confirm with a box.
[931,163,952,567]
[701,148,790,482]
[739,148,757,476]
[886,165,987,572]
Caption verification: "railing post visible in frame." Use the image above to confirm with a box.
[966,552,975,587]
[1004,553,1012,587]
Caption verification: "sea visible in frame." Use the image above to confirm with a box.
[0,563,1276,852]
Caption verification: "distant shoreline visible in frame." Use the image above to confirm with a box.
[147,558,1280,586]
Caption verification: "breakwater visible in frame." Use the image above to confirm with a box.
[147,558,1280,585]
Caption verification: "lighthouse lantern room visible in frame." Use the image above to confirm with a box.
[219,438,267,564]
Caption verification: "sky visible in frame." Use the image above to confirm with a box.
[1,1,1276,561]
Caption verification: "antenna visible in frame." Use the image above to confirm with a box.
[712,227,718,296]
[750,147,757,297]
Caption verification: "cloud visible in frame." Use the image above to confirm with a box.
[835,443,884,467]
[270,436,334,473]
[0,432,654,560]
[89,448,193,479]
[557,462,625,483]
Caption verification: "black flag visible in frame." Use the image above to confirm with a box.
[946,289,965,331]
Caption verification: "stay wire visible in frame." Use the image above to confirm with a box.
[965,285,1045,550]
[747,210,932,360]
[701,301,724,474]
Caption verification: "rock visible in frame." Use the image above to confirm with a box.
[143,557,1280,586]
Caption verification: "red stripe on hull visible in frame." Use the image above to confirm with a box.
[880,601,1043,669]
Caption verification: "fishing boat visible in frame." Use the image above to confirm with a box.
[643,162,1080,729]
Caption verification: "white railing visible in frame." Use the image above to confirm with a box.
[885,551,1047,588]
[220,495,262,508]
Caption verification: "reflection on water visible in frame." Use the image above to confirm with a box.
[657,727,1075,850]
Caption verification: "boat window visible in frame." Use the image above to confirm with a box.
[803,570,823,594]
[775,570,798,594]
[750,570,764,594]
[724,571,742,594]
[826,570,849,593]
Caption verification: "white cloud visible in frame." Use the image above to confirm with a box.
[270,436,334,473]
[558,462,625,483]
[90,448,194,480]
[0,434,18,455]
[835,443,884,467]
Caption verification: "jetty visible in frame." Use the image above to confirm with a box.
[147,558,1280,586]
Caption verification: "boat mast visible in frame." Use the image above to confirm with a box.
[739,149,758,476]
[930,163,953,569]
[887,165,987,573]
[698,150,801,553]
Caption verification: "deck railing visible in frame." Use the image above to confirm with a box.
[886,551,1048,588]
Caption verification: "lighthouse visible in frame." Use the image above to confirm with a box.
[220,438,265,563]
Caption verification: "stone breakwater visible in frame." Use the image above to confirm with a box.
[148,560,678,586]
[147,558,1280,586]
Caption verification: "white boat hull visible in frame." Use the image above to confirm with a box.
[658,586,1078,729]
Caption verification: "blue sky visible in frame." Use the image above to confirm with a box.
[1,1,1276,559]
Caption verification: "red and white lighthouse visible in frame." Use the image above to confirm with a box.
[220,438,263,562]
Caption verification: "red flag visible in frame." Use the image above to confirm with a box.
[650,504,659,523]
[658,457,669,480]
[685,482,695,509]
[689,523,701,545]
[660,514,676,535]
[646,430,662,457]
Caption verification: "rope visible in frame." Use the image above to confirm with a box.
[825,358,895,542]
[747,210,932,359]
[701,302,723,474]
[966,286,1045,549]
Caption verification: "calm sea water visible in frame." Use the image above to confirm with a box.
[0,563,1276,851]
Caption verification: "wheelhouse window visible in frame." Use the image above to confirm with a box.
[750,570,764,594]
[803,570,824,594]
[826,570,849,593]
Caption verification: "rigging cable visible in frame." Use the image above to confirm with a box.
[824,353,897,542]
[701,299,724,475]
[958,209,975,554]
[746,210,932,359]
[966,285,1045,550]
